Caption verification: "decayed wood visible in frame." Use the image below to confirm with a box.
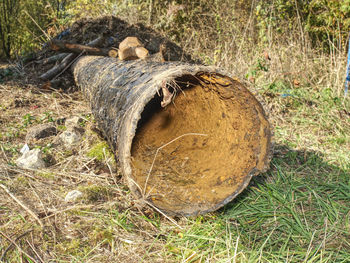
[40,36,105,80]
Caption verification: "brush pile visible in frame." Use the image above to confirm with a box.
[30,16,192,90]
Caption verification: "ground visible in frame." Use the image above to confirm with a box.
[0,16,350,263]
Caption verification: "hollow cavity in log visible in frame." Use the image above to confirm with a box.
[131,74,271,215]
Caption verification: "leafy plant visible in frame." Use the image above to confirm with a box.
[40,111,55,123]
[255,0,350,49]
[22,113,35,127]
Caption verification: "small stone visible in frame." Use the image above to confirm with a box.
[65,190,83,202]
[59,128,81,147]
[25,123,57,142]
[16,148,46,169]
[65,116,83,128]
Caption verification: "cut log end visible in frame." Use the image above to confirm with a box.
[108,48,118,58]
[118,36,149,60]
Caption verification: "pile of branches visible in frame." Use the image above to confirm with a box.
[32,16,194,90]
[37,35,111,81]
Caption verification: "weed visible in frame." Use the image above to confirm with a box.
[87,141,114,161]
[40,111,55,123]
[22,113,35,127]
[36,171,55,179]
[79,185,110,203]
[112,210,136,232]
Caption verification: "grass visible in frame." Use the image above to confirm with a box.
[1,64,349,263]
[161,149,350,262]
[1,2,350,262]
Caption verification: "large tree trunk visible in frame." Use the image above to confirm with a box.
[73,56,273,216]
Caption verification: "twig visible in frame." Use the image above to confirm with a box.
[26,240,44,263]
[23,10,51,41]
[0,184,44,228]
[143,133,207,196]
[28,182,47,218]
[0,230,37,263]
[41,204,94,220]
[0,229,33,261]
[144,200,183,229]
[0,145,10,163]
[148,0,154,24]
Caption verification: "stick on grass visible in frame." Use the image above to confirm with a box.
[0,230,38,263]
[0,184,44,228]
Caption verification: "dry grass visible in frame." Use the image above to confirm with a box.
[0,83,177,262]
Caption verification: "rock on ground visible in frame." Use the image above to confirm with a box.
[65,190,83,202]
[59,128,82,147]
[16,148,46,169]
[65,116,83,128]
[25,123,57,142]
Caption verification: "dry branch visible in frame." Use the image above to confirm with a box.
[0,183,44,228]
[36,53,69,65]
[0,230,38,263]
[39,36,105,80]
[0,230,33,261]
[39,53,76,80]
[49,39,113,56]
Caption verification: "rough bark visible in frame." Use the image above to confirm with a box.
[73,56,273,216]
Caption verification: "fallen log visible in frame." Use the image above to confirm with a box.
[73,56,273,216]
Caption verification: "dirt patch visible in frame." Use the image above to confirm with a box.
[131,74,272,215]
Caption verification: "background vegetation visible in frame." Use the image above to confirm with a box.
[0,0,349,262]
[1,0,350,59]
